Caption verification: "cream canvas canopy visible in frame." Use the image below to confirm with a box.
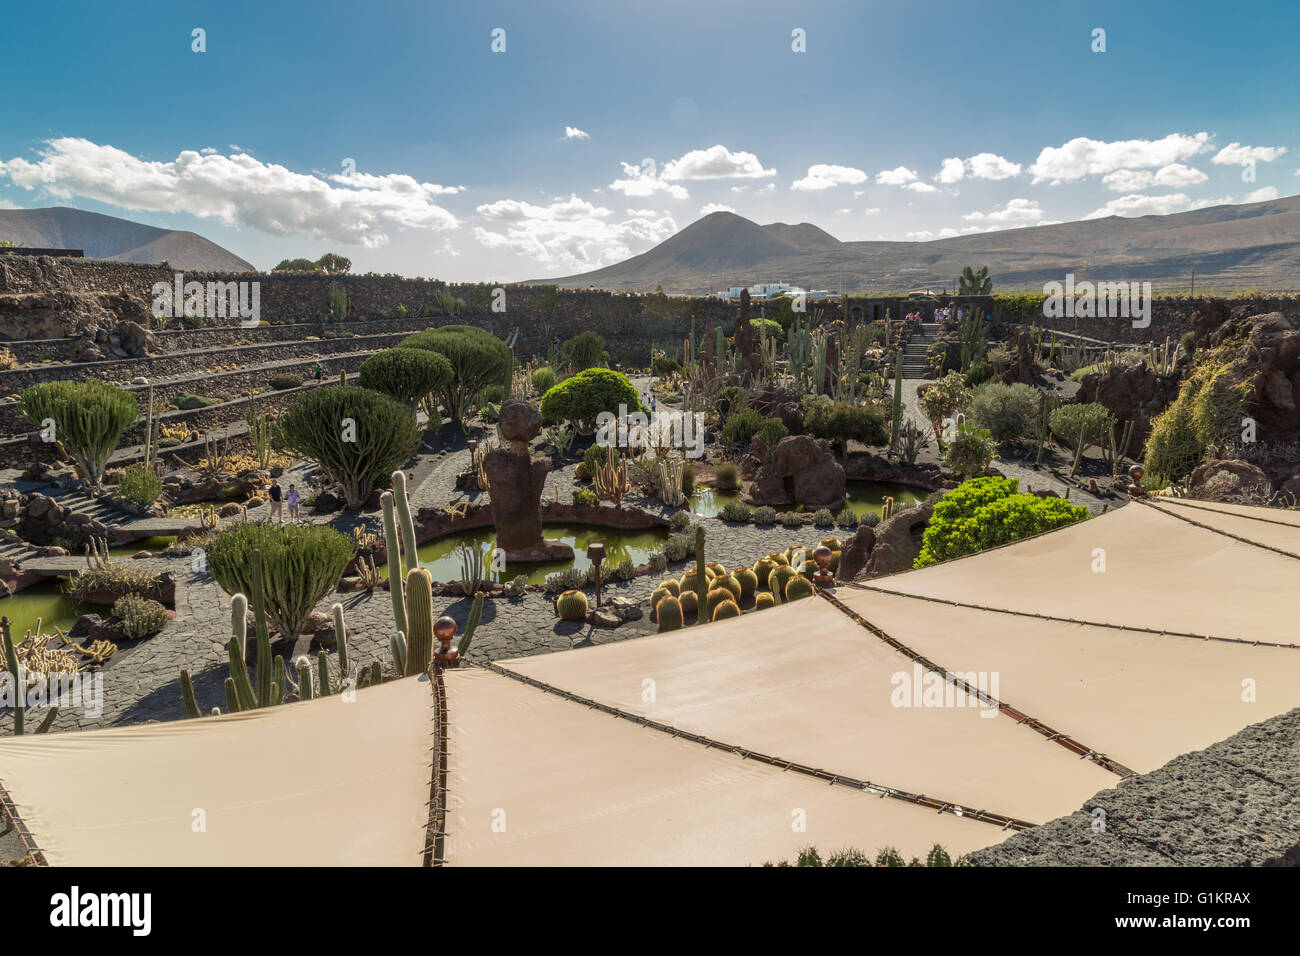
[1,499,1297,866]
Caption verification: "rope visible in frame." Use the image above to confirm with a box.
[424,666,449,868]
[471,659,1037,833]
[815,589,1137,777]
[1151,495,1300,530]
[0,777,47,866]
[1140,498,1300,562]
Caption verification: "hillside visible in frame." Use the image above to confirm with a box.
[538,198,1300,293]
[0,206,255,271]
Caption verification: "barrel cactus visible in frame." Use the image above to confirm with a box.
[650,586,671,617]
[658,579,681,596]
[678,590,698,618]
[656,595,684,632]
[768,551,789,566]
[819,537,841,552]
[829,549,841,573]
[707,562,727,577]
[755,591,776,609]
[769,565,796,602]
[713,574,741,602]
[752,557,776,588]
[556,589,589,621]
[711,598,741,621]
[733,567,758,598]
[705,587,734,621]
[784,575,815,601]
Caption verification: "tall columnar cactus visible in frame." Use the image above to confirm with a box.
[390,632,407,674]
[250,550,272,708]
[180,669,201,719]
[391,471,420,579]
[231,593,248,659]
[456,592,484,657]
[403,568,435,676]
[380,491,408,636]
[890,348,904,451]
[693,524,708,627]
[331,602,348,675]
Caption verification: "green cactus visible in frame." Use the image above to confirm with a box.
[390,631,407,674]
[317,651,331,697]
[752,557,776,588]
[403,568,435,676]
[456,592,484,657]
[226,637,257,711]
[272,656,287,704]
[693,524,708,627]
[230,593,248,659]
[890,348,904,452]
[331,602,349,675]
[784,575,815,601]
[769,564,796,603]
[711,598,741,621]
[223,678,239,714]
[297,661,314,700]
[180,669,201,718]
[556,589,589,621]
[380,491,408,637]
[755,591,775,609]
[704,587,734,621]
[656,595,684,631]
[678,589,698,618]
[392,470,420,579]
[657,579,680,596]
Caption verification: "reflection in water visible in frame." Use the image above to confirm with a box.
[385,524,671,585]
[1,580,82,642]
[689,480,925,517]
[108,536,178,557]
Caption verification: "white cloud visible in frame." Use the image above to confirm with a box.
[1102,169,1155,192]
[790,163,868,191]
[473,194,676,271]
[962,197,1044,224]
[834,208,852,214]
[1188,195,1234,210]
[853,189,866,198]
[1153,163,1208,187]
[1212,143,1287,165]
[966,152,1022,180]
[1102,163,1208,192]
[905,225,986,240]
[0,198,18,209]
[1245,186,1279,202]
[729,185,748,193]
[904,181,938,193]
[1030,132,1212,184]
[1084,192,1191,219]
[564,126,590,140]
[660,145,775,181]
[0,138,461,247]
[863,207,881,216]
[699,202,735,216]
[608,162,690,200]
[756,183,775,193]
[935,157,966,184]
[876,165,918,186]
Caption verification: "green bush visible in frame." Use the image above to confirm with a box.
[651,356,681,377]
[962,361,994,388]
[399,325,511,424]
[757,417,789,448]
[274,386,420,509]
[812,508,834,527]
[781,511,803,527]
[206,521,356,642]
[358,348,453,410]
[111,593,167,640]
[919,372,971,425]
[479,383,506,405]
[117,464,162,506]
[19,380,139,488]
[175,392,218,410]
[663,534,691,562]
[836,508,859,528]
[269,373,303,391]
[722,408,763,449]
[753,506,777,525]
[1144,358,1250,485]
[805,401,887,451]
[943,423,998,478]
[669,510,693,532]
[915,476,1088,568]
[749,318,782,340]
[540,368,646,431]
[966,382,1038,444]
[531,367,557,394]
[572,487,598,507]
[559,331,607,373]
[1049,402,1115,448]
[719,501,752,522]
[712,462,740,490]
[717,385,746,421]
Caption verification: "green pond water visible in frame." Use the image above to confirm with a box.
[108,536,177,557]
[689,480,926,518]
[1,580,82,642]
[387,524,671,586]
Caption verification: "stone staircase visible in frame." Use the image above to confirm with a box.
[901,322,940,379]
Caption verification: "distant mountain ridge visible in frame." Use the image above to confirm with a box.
[536,197,1300,293]
[0,206,255,271]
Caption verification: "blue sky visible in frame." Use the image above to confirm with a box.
[1,0,1296,282]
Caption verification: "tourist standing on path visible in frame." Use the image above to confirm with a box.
[268,479,283,525]
[312,362,324,383]
[287,483,300,524]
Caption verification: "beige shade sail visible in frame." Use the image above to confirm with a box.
[0,676,434,866]
[441,667,1006,866]
[832,587,1300,775]
[1143,499,1300,556]
[1148,497,1300,528]
[869,503,1300,644]
[498,596,1116,825]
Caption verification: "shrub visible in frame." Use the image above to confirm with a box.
[752,506,776,525]
[358,348,453,410]
[663,534,691,562]
[1049,402,1115,448]
[781,511,803,527]
[805,401,888,452]
[749,318,782,340]
[531,367,557,394]
[648,551,668,573]
[20,380,139,488]
[206,522,356,642]
[544,567,587,594]
[541,368,646,431]
[757,417,789,448]
[274,386,420,508]
[117,464,162,506]
[836,508,859,528]
[111,594,167,640]
[651,355,681,377]
[966,382,1038,444]
[0,347,18,370]
[914,476,1089,568]
[559,331,607,372]
[269,373,303,391]
[860,512,881,528]
[572,488,598,507]
[175,392,218,410]
[943,423,998,477]
[722,407,763,449]
[713,462,740,490]
[962,361,994,387]
[719,501,752,522]
[479,383,506,405]
[612,558,636,581]
[812,508,834,527]
[65,563,162,603]
[399,325,511,424]
[669,510,693,532]
[1144,358,1250,485]
[582,443,612,473]
[919,372,971,425]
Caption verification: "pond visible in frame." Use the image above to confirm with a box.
[688,480,927,518]
[1,580,82,643]
[109,536,177,557]
[383,524,671,586]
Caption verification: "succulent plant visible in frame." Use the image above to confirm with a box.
[658,579,680,596]
[752,557,776,588]
[711,598,741,621]
[732,567,758,598]
[713,574,741,602]
[556,589,589,621]
[784,575,815,601]
[754,592,776,609]
[656,595,684,631]
[769,565,796,603]
[678,589,698,617]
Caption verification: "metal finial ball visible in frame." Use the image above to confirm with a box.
[434,616,457,641]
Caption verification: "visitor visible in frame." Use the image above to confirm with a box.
[312,362,324,383]
[287,483,300,524]
[269,479,283,524]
